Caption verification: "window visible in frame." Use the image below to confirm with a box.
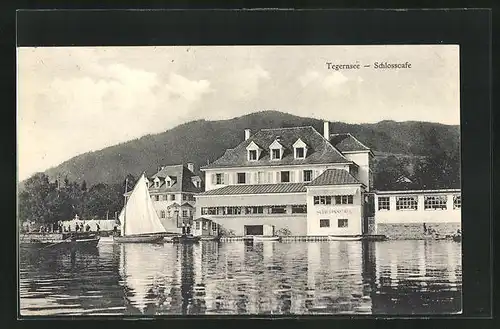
[249,150,257,161]
[170,194,176,201]
[269,205,287,214]
[424,195,447,210]
[291,205,307,214]
[295,147,305,159]
[166,181,171,187]
[196,221,200,230]
[320,219,330,228]
[271,149,281,160]
[216,173,224,185]
[378,197,390,210]
[155,181,160,188]
[155,195,160,201]
[246,206,264,214]
[163,194,168,201]
[303,170,312,182]
[183,194,187,201]
[335,195,353,205]
[203,221,207,230]
[281,171,290,183]
[453,195,461,209]
[396,196,418,210]
[167,209,171,217]
[160,210,166,218]
[201,207,217,215]
[257,172,265,184]
[338,219,348,228]
[212,222,217,231]
[226,207,242,215]
[237,173,246,184]
[182,210,188,217]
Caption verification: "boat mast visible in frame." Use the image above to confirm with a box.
[123,177,128,237]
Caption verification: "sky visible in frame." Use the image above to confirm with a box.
[17,45,460,181]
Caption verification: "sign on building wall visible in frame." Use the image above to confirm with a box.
[316,208,353,215]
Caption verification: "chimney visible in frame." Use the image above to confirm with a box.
[323,121,330,140]
[244,129,251,141]
[187,162,195,173]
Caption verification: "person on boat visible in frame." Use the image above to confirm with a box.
[96,223,100,233]
[113,225,118,236]
[182,223,186,235]
[85,224,91,232]
[186,224,191,235]
[423,223,428,234]
[75,224,79,232]
[80,223,84,232]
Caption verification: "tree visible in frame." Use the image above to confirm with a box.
[18,173,59,224]
[373,155,413,190]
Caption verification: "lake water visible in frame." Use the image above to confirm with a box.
[19,239,462,316]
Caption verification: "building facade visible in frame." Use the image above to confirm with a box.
[374,189,461,239]
[196,122,375,237]
[126,163,204,233]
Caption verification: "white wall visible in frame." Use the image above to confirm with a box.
[203,163,351,191]
[343,152,371,191]
[375,192,461,225]
[306,185,364,236]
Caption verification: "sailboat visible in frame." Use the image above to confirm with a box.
[114,174,167,243]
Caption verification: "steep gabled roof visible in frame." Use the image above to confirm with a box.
[202,126,349,169]
[146,164,203,193]
[308,169,363,187]
[329,133,371,153]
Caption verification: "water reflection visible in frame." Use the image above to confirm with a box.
[19,239,462,316]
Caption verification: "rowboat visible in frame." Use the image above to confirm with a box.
[172,234,201,243]
[252,235,281,242]
[452,234,461,242]
[113,234,165,243]
[328,235,364,241]
[113,174,167,244]
[20,232,100,250]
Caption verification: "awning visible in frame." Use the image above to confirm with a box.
[332,187,359,195]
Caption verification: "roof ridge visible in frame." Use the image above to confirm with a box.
[345,133,371,150]
[260,126,314,131]
[310,126,350,162]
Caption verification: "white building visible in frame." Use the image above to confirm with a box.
[195,122,374,237]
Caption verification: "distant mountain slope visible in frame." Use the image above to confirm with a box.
[37,110,459,186]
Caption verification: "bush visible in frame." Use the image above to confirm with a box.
[219,226,236,237]
[276,227,292,236]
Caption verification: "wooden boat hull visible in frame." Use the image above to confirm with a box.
[113,235,165,243]
[172,235,201,243]
[20,237,100,250]
[252,236,281,242]
[328,235,364,241]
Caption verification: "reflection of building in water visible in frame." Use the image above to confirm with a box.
[305,241,369,313]
[371,240,462,314]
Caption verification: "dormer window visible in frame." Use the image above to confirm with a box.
[269,139,284,161]
[293,138,308,159]
[153,177,161,188]
[246,141,262,161]
[271,149,281,160]
[249,150,257,161]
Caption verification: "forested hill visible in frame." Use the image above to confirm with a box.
[36,110,459,186]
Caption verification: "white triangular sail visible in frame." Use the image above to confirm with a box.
[119,174,166,237]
